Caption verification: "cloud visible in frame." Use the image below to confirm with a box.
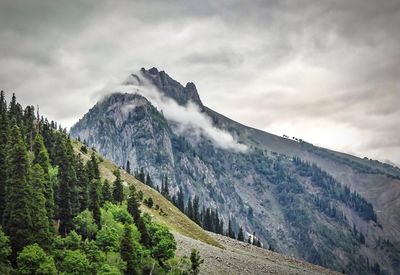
[107,72,248,153]
[0,0,399,164]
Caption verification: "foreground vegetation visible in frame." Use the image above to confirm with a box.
[0,92,202,274]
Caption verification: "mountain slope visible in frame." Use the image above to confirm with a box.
[205,98,400,243]
[70,68,400,274]
[72,139,221,248]
[72,139,338,275]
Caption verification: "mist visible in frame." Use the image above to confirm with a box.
[107,72,248,153]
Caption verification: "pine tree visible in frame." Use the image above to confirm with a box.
[237,226,244,242]
[127,185,141,224]
[87,152,100,182]
[2,125,33,259]
[30,164,51,249]
[204,208,211,231]
[186,197,194,220]
[193,196,200,224]
[54,134,78,236]
[137,217,150,248]
[89,180,101,228]
[213,209,220,233]
[138,168,145,183]
[177,187,185,213]
[120,225,139,275]
[101,180,112,204]
[190,249,204,275]
[112,169,124,204]
[32,134,54,225]
[23,105,36,149]
[0,91,8,220]
[8,93,23,128]
[161,175,170,199]
[218,219,224,235]
[33,134,50,172]
[76,155,89,212]
[126,160,131,174]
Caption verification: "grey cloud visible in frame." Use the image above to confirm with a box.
[0,0,399,164]
[180,50,244,68]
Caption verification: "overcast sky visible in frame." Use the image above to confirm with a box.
[0,0,399,165]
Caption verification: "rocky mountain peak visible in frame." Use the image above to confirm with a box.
[140,67,203,107]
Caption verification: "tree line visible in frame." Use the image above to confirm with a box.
[129,166,263,248]
[293,157,377,223]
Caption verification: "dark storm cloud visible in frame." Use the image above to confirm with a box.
[0,0,399,164]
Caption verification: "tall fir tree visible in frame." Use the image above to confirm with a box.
[76,155,89,212]
[125,160,131,174]
[237,226,244,242]
[8,93,23,129]
[219,219,224,235]
[23,105,36,149]
[87,152,100,182]
[0,91,8,220]
[32,134,54,226]
[101,179,112,205]
[186,197,194,220]
[192,196,200,225]
[204,208,211,231]
[54,134,78,236]
[120,224,139,275]
[112,169,124,204]
[177,187,185,213]
[89,180,101,228]
[127,185,141,224]
[2,125,33,259]
[32,134,50,172]
[161,175,170,199]
[137,217,150,248]
[138,168,145,183]
[30,164,51,249]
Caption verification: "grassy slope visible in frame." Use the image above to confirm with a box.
[72,140,223,249]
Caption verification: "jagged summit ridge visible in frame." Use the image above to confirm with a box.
[140,67,203,107]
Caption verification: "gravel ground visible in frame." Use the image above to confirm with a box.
[174,232,339,275]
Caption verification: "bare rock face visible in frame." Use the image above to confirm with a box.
[140,67,203,107]
[71,68,400,275]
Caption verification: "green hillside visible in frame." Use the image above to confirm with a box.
[72,139,223,249]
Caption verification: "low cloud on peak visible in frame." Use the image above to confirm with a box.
[109,71,248,153]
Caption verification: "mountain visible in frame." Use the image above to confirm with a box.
[71,67,400,275]
[75,139,338,275]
